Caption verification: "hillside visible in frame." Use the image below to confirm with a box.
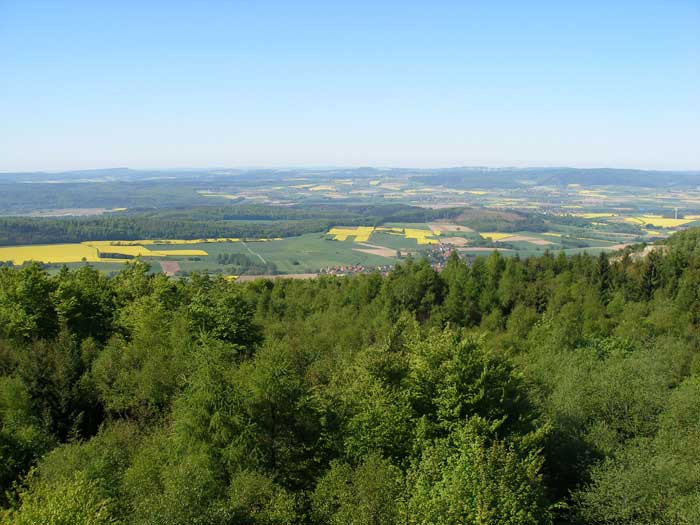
[1,229,699,523]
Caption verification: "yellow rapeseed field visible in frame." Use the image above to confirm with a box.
[92,245,207,257]
[328,226,439,245]
[376,226,439,244]
[480,232,514,241]
[623,216,695,228]
[93,245,154,257]
[572,213,617,219]
[404,228,439,245]
[328,227,374,242]
[83,238,280,246]
[0,240,210,265]
[0,244,101,264]
[147,249,208,256]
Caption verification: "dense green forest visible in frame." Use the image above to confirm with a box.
[0,204,462,245]
[1,229,700,524]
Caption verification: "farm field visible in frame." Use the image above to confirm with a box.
[6,171,700,277]
[0,241,210,265]
[328,225,440,245]
[0,243,103,264]
[0,212,678,277]
[171,234,399,275]
[622,216,698,228]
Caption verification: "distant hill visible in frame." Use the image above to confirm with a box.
[2,166,698,188]
[412,167,700,188]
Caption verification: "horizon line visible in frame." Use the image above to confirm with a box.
[2,164,700,175]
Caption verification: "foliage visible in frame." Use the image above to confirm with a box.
[311,454,404,525]
[2,470,118,525]
[405,421,551,525]
[1,228,700,523]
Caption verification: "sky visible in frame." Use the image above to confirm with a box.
[1,0,698,171]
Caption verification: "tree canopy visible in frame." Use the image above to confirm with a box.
[2,229,700,523]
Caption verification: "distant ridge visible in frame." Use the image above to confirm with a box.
[413,167,700,188]
[1,166,699,188]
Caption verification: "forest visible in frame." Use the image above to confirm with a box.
[0,204,463,246]
[1,228,700,524]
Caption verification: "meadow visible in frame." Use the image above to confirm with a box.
[173,234,398,274]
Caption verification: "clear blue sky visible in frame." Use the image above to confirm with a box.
[1,1,698,171]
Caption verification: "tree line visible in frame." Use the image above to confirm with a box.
[1,229,700,523]
[0,204,463,246]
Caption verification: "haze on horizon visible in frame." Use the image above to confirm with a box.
[1,1,698,172]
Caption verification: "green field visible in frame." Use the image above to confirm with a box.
[171,234,397,274]
[28,216,653,278]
